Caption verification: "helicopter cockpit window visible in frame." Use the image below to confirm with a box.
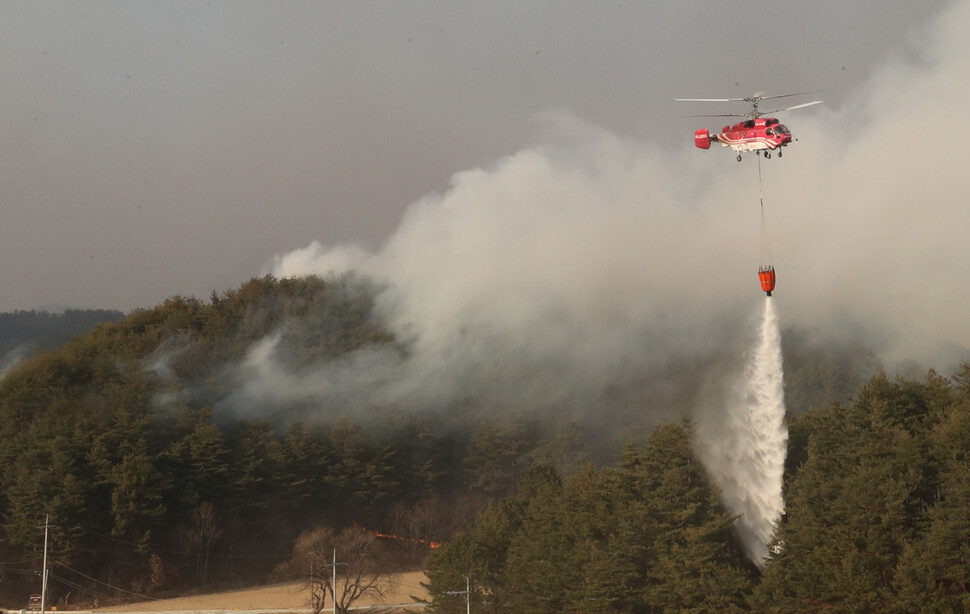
[775,125,790,135]
[766,128,773,135]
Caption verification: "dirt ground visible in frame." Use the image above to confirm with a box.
[92,572,429,611]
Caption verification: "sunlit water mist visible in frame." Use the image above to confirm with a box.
[696,297,788,567]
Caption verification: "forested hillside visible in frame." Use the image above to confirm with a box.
[426,367,970,612]
[0,274,921,609]
[0,276,442,603]
[0,276,586,606]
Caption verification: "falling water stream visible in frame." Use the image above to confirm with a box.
[698,297,788,566]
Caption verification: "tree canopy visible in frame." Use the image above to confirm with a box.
[0,274,964,612]
[427,367,970,612]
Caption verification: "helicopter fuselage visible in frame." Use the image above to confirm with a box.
[694,117,792,153]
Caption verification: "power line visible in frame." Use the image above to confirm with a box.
[443,575,470,614]
[47,571,124,606]
[49,557,158,603]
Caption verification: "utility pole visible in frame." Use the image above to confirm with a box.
[322,549,346,614]
[444,575,471,614]
[309,562,316,611]
[37,515,55,614]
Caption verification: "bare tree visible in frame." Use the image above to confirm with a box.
[176,501,223,585]
[283,526,387,614]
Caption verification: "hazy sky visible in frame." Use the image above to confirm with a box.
[0,1,951,313]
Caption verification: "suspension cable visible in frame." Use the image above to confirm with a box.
[758,155,772,268]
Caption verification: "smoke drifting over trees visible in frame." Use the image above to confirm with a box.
[253,1,970,430]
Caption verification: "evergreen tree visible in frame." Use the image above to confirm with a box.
[429,422,752,613]
[108,438,165,551]
[754,374,939,611]
[894,391,970,610]
[162,406,231,509]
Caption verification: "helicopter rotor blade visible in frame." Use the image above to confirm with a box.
[677,92,821,104]
[761,100,823,114]
[680,113,750,118]
[755,90,822,102]
[675,98,747,103]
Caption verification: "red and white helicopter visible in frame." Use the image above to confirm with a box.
[676,92,822,161]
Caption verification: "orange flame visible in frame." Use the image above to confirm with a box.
[355,523,441,549]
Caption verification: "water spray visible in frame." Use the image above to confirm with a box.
[697,297,788,566]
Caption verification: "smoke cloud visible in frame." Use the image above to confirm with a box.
[246,1,970,426]
[256,120,748,422]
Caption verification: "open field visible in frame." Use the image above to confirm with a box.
[100,572,428,612]
[1,572,430,613]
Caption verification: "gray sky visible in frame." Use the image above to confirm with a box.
[0,1,950,313]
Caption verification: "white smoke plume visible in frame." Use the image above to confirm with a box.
[695,298,788,566]
[256,124,750,420]
[244,126,738,422]
[248,2,970,423]
[0,346,31,380]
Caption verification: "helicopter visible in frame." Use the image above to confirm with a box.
[676,92,822,161]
